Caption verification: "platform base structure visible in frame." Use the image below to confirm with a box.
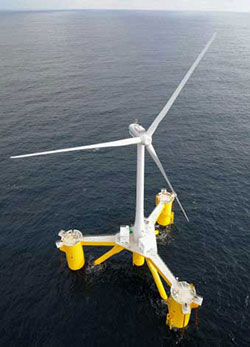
[56,191,203,330]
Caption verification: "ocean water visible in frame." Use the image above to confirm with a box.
[0,10,250,346]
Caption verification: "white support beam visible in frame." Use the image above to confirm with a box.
[81,234,117,244]
[149,254,177,287]
[147,202,164,224]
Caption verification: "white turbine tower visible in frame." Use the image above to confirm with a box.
[11,33,216,331]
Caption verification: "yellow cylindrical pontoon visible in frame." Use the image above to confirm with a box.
[156,188,175,226]
[133,252,145,266]
[166,281,200,329]
[57,229,85,271]
[60,242,85,271]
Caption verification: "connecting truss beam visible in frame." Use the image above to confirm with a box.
[148,254,177,287]
[93,245,124,265]
[146,258,168,301]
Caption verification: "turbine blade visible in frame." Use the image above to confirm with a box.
[146,144,189,222]
[147,33,217,136]
[10,137,141,159]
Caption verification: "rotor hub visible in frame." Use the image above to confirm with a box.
[140,133,152,146]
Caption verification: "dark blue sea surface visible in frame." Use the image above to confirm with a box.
[0,10,250,346]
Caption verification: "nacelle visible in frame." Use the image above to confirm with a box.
[129,123,152,146]
[129,123,146,138]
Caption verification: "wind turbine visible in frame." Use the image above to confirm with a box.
[11,33,216,330]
